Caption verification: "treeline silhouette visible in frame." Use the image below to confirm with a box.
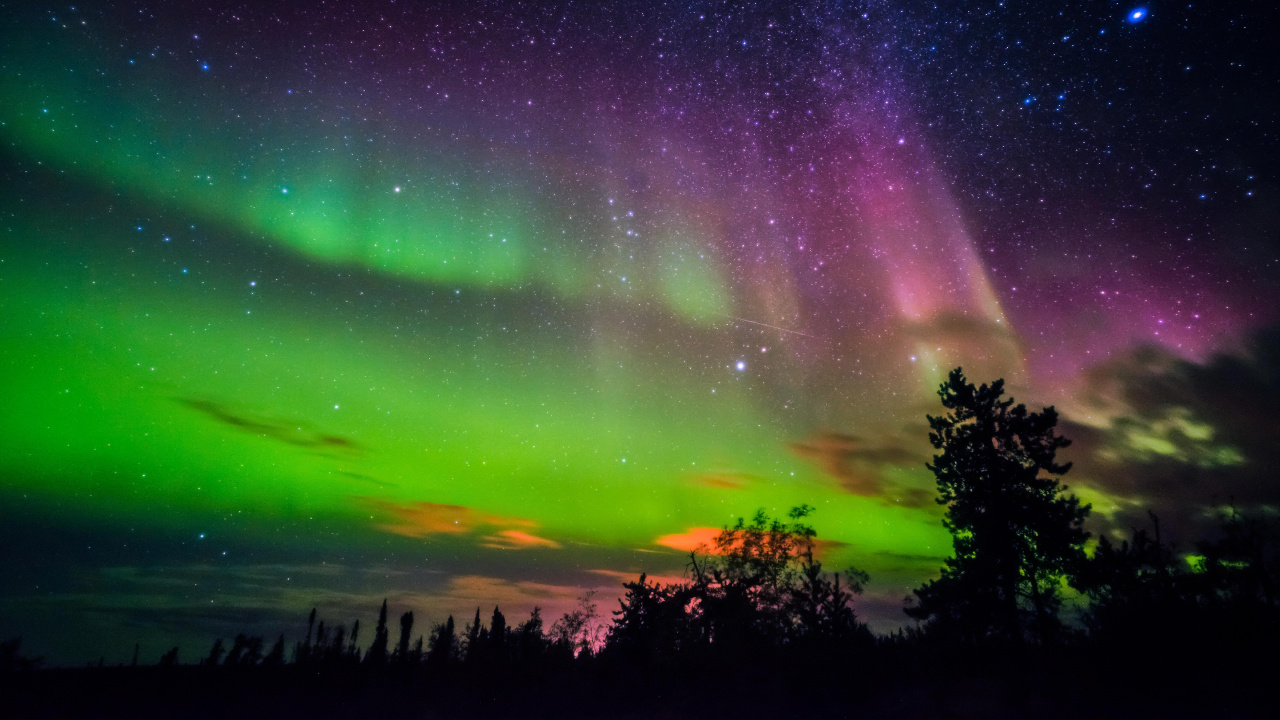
[3,369,1276,718]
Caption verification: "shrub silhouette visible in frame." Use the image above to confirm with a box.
[605,505,869,662]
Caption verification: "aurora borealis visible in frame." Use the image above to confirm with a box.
[2,1,1277,665]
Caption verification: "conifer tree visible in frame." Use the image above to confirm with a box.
[263,635,285,666]
[366,599,389,664]
[347,619,361,662]
[488,606,507,660]
[907,368,1089,644]
[396,611,414,663]
[303,608,316,663]
[464,608,483,662]
[157,647,179,667]
[205,638,225,667]
[428,615,456,665]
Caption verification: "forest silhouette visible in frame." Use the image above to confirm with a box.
[2,369,1276,718]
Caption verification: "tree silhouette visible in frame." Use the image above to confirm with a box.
[1073,512,1190,645]
[605,506,868,662]
[365,599,389,664]
[907,368,1090,644]
[302,607,316,664]
[327,625,346,665]
[606,573,694,663]
[551,591,603,657]
[262,635,285,667]
[312,621,328,664]
[513,607,547,664]
[157,647,179,667]
[789,545,870,646]
[463,607,484,663]
[396,611,414,663]
[224,634,263,666]
[485,606,507,664]
[205,638,225,667]
[347,619,361,663]
[427,615,456,665]
[0,638,42,672]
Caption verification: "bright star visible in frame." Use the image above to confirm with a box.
[736,361,746,371]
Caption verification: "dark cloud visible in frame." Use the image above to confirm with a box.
[1062,327,1280,543]
[789,430,934,508]
[178,398,363,455]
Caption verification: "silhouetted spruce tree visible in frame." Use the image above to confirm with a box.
[464,608,484,662]
[224,634,263,666]
[313,621,328,664]
[396,611,414,663]
[347,619,360,662]
[487,607,507,661]
[789,543,871,647]
[328,625,346,664]
[301,607,316,664]
[607,573,694,663]
[157,647,179,667]
[0,638,43,672]
[1073,513,1190,647]
[514,607,546,664]
[427,615,456,665]
[263,635,285,666]
[205,638,225,667]
[365,599,389,664]
[907,368,1089,644]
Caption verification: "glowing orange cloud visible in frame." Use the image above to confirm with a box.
[692,472,751,490]
[482,530,561,550]
[589,569,687,587]
[655,527,720,553]
[362,499,550,549]
[656,526,847,558]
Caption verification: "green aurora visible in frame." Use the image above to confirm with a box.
[2,2,1272,665]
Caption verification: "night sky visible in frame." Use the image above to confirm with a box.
[2,1,1277,665]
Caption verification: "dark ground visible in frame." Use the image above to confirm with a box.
[2,647,1272,720]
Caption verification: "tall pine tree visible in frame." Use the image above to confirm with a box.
[907,368,1089,644]
[365,599,390,664]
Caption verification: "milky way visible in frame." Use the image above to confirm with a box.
[2,1,1276,664]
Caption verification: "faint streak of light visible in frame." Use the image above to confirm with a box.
[723,315,823,340]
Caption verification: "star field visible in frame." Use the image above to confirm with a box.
[1,0,1277,664]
